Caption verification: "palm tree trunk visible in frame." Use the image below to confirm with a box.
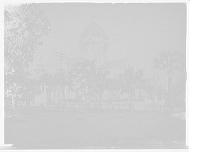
[129,86,134,111]
[78,97,83,110]
[11,96,16,117]
[139,88,142,100]
[58,86,61,108]
[168,75,173,111]
[31,96,35,107]
[49,87,52,105]
[46,86,49,107]
[111,90,114,109]
[26,97,30,107]
[99,92,103,110]
[127,90,130,99]
[62,87,65,108]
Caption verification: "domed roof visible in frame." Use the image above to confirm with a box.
[81,22,105,38]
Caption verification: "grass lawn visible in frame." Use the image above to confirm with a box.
[4,107,187,149]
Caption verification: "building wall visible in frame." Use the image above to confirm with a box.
[80,36,107,58]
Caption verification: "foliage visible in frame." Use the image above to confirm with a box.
[70,60,107,98]
[144,84,167,99]
[121,66,145,94]
[38,72,54,107]
[94,69,108,92]
[104,77,123,92]
[104,78,112,91]
[4,72,29,98]
[5,4,51,70]
[54,71,69,88]
[144,83,154,100]
[154,51,185,112]
[38,72,54,89]
[154,51,185,76]
[158,85,167,99]
[173,80,185,101]
[24,78,36,97]
[120,66,144,92]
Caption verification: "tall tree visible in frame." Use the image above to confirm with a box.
[4,4,50,113]
[112,76,123,99]
[4,3,51,109]
[4,72,29,116]
[104,78,112,100]
[154,51,185,110]
[70,60,101,112]
[120,66,144,111]
[94,68,109,110]
[173,80,185,104]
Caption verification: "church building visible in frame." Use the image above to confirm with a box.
[79,22,108,63]
[35,22,129,106]
[79,22,129,77]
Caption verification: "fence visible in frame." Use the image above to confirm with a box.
[15,99,185,112]
[165,100,185,108]
[66,100,167,111]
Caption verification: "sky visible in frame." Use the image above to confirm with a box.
[34,3,186,78]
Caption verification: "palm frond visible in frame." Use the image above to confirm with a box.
[154,56,167,70]
[154,51,184,71]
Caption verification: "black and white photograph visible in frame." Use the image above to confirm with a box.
[3,1,188,150]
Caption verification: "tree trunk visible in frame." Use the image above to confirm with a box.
[11,96,16,117]
[129,86,134,111]
[111,90,114,109]
[31,96,35,107]
[26,97,30,107]
[139,88,142,100]
[99,92,103,110]
[46,87,49,107]
[78,97,83,110]
[108,90,110,100]
[127,91,130,99]
[58,86,61,108]
[168,75,173,111]
[62,87,65,108]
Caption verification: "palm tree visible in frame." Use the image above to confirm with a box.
[70,60,101,112]
[54,71,69,108]
[137,79,146,99]
[120,66,144,111]
[154,51,185,110]
[104,78,112,100]
[95,69,108,104]
[173,79,186,102]
[39,73,53,107]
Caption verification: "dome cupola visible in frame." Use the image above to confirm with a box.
[80,22,106,39]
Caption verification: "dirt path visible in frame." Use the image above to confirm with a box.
[4,109,186,149]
